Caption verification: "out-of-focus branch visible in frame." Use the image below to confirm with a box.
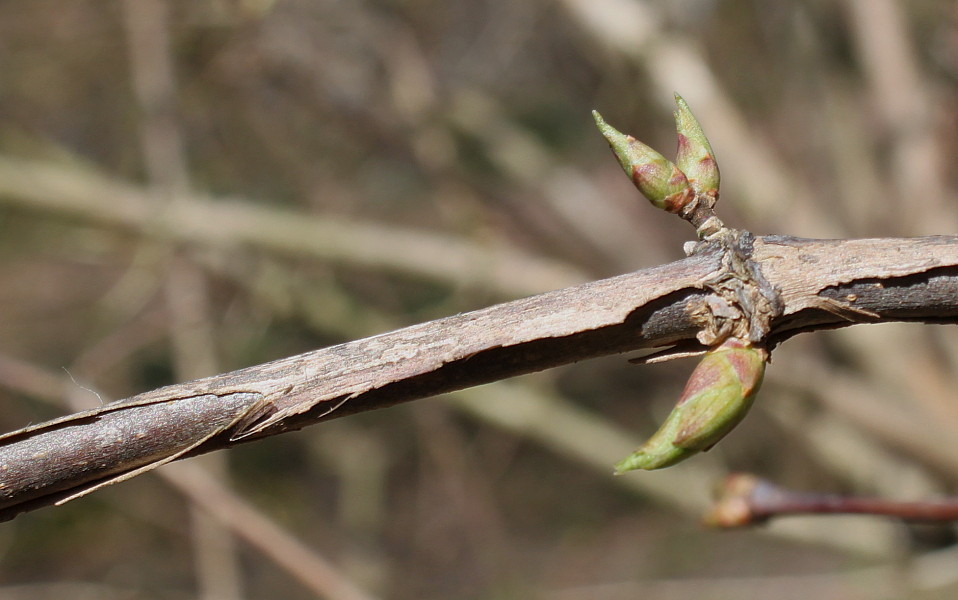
[0,156,588,298]
[0,234,956,521]
[707,473,958,527]
[843,0,949,230]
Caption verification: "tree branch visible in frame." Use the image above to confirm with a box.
[1,234,957,521]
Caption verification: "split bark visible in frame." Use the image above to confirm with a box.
[1,234,957,521]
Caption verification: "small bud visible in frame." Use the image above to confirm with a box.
[702,473,767,528]
[593,110,694,213]
[673,93,720,200]
[615,340,766,472]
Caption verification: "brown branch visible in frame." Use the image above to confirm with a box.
[705,473,958,526]
[1,234,957,521]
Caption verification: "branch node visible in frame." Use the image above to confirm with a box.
[690,230,783,347]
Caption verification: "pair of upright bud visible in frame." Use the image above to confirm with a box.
[593,94,719,214]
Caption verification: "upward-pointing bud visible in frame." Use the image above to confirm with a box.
[593,110,694,214]
[673,93,720,201]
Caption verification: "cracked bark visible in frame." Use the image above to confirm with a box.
[1,234,957,521]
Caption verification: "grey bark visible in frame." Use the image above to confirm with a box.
[0,234,956,521]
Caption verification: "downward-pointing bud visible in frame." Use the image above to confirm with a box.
[615,339,766,472]
[593,110,694,213]
[673,93,720,201]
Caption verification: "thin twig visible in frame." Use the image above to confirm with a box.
[706,473,958,527]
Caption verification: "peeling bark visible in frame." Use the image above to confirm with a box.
[0,235,956,521]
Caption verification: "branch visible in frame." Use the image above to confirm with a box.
[0,234,957,521]
[706,473,958,526]
[0,156,587,298]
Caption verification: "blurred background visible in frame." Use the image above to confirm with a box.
[0,0,956,598]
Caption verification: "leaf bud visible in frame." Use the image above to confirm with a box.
[673,93,720,201]
[615,339,766,472]
[593,110,694,213]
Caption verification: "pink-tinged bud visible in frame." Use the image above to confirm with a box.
[673,93,720,200]
[593,110,694,213]
[615,340,766,472]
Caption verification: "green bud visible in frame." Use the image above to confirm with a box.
[615,340,766,472]
[673,93,720,200]
[615,394,697,471]
[593,110,694,213]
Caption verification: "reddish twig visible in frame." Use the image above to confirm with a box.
[705,473,958,527]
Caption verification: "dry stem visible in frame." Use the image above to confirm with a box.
[0,234,956,521]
